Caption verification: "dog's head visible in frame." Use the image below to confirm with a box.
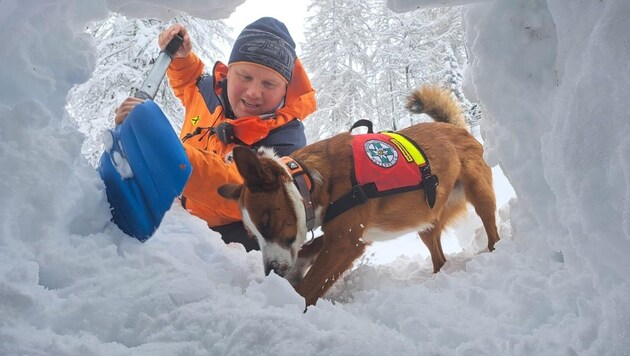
[218,146,309,277]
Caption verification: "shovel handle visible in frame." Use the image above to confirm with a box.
[163,34,184,59]
[135,34,184,100]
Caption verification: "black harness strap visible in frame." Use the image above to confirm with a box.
[420,164,439,208]
[281,156,316,232]
[294,173,316,231]
[323,120,439,224]
[324,183,374,223]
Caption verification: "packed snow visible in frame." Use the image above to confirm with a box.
[1,0,629,355]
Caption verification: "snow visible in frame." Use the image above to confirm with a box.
[1,0,629,355]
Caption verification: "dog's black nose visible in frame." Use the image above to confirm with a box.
[265,261,286,276]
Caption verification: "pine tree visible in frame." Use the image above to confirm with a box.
[301,1,476,138]
[301,0,377,142]
[444,45,480,128]
[66,13,231,166]
[371,2,435,131]
[373,4,472,129]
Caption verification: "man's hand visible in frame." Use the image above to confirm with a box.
[158,23,192,59]
[115,97,145,125]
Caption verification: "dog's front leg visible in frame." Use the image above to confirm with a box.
[284,235,324,287]
[296,232,366,307]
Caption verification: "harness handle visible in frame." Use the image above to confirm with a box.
[349,119,374,134]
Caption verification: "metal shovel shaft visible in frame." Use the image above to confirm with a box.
[135,35,183,100]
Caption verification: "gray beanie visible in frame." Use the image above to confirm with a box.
[228,17,297,82]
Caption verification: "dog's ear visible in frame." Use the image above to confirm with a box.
[232,146,264,182]
[218,183,243,201]
[232,146,281,192]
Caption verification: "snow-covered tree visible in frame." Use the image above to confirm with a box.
[371,2,435,131]
[301,1,475,137]
[66,13,231,166]
[373,4,470,129]
[301,0,377,142]
[444,45,480,128]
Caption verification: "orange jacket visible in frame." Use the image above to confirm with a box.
[167,52,316,227]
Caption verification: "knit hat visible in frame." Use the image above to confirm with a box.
[228,17,297,83]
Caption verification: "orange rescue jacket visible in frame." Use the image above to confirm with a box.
[167,52,316,227]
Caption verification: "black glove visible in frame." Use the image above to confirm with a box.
[215,122,235,144]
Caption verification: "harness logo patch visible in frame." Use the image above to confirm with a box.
[364,139,398,168]
[191,115,200,126]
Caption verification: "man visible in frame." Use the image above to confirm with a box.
[115,17,316,251]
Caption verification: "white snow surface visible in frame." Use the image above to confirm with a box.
[1,0,629,355]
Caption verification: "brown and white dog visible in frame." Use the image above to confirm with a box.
[218,86,500,306]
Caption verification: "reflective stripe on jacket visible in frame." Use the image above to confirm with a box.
[167,52,316,227]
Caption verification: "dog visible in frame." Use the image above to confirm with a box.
[218,85,500,306]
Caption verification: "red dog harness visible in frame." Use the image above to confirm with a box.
[354,133,424,191]
[280,120,439,229]
[324,120,439,223]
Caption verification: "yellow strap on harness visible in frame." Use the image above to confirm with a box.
[382,132,427,166]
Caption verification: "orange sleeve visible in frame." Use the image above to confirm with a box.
[166,52,205,104]
[181,143,244,225]
[231,58,316,145]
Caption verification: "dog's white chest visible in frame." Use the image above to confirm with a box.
[361,223,433,242]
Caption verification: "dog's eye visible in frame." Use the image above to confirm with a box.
[258,212,272,238]
[261,212,271,230]
[287,236,297,246]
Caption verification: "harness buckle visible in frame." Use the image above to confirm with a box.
[422,174,439,209]
[423,174,439,190]
[351,185,369,204]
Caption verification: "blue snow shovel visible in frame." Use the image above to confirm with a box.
[98,35,191,241]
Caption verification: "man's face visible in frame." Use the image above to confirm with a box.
[227,63,288,118]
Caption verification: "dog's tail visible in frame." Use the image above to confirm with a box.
[405,86,469,130]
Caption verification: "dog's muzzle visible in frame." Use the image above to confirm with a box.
[265,261,289,277]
